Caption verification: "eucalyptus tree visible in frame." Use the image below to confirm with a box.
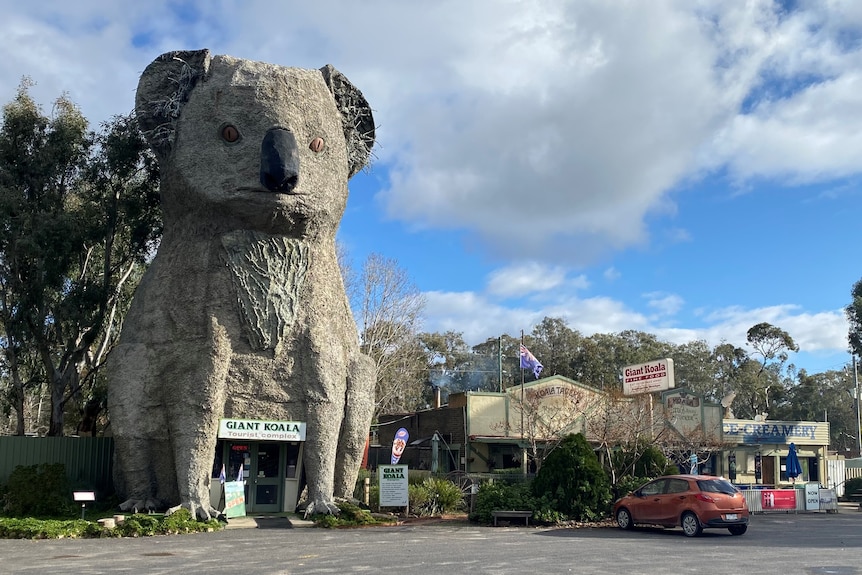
[847,278,862,358]
[468,333,522,390]
[418,330,477,399]
[745,322,798,413]
[672,340,718,400]
[0,82,160,435]
[529,317,583,380]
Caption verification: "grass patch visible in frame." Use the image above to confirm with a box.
[311,501,398,528]
[0,508,223,539]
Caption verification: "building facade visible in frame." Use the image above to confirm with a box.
[376,375,831,487]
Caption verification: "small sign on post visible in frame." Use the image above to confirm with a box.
[378,464,409,513]
[73,491,96,520]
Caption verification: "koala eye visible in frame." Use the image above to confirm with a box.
[221,124,241,143]
[309,137,325,153]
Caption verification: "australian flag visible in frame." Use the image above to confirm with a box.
[219,464,226,484]
[519,344,543,379]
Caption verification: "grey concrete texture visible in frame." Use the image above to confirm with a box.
[107,49,376,520]
[3,506,862,574]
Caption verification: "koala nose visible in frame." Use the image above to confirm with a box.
[260,127,300,193]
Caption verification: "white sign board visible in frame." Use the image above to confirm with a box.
[623,358,675,395]
[378,464,409,507]
[805,483,820,511]
[218,418,306,441]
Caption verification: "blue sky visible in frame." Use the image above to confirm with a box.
[1,0,859,375]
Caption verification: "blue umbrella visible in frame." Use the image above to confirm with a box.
[786,442,803,483]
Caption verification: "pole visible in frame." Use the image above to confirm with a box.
[855,355,861,455]
[520,333,527,475]
[520,330,525,440]
[498,336,503,393]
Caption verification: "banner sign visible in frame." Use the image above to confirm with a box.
[391,427,409,464]
[378,464,409,507]
[224,480,247,518]
[218,418,306,442]
[761,489,796,511]
[622,358,675,395]
[722,420,829,445]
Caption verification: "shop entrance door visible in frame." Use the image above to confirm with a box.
[763,456,776,486]
[248,443,283,513]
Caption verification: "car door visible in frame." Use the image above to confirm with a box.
[635,479,668,523]
[655,478,691,525]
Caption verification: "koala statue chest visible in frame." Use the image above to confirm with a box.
[219,230,309,352]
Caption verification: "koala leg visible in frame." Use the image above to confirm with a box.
[302,397,344,517]
[165,325,231,521]
[109,343,172,513]
[333,354,376,500]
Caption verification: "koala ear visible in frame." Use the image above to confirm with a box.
[319,65,375,178]
[136,49,212,158]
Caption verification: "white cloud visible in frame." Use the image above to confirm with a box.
[423,288,849,368]
[603,267,621,281]
[485,263,581,298]
[3,1,860,265]
[1,0,854,374]
[644,292,685,317]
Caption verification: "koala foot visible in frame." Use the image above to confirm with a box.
[166,500,221,521]
[303,497,342,518]
[119,497,159,514]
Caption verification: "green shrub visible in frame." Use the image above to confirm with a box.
[116,514,163,537]
[610,442,676,479]
[352,468,374,500]
[612,475,651,501]
[470,480,536,524]
[408,470,432,484]
[367,484,381,512]
[844,477,862,500]
[312,500,396,528]
[1,464,74,518]
[408,477,464,516]
[532,433,612,521]
[0,512,221,539]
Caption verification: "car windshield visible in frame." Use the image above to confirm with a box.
[697,478,739,495]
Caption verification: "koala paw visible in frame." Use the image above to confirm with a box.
[166,500,221,521]
[119,497,159,514]
[303,497,342,518]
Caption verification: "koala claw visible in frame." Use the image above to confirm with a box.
[303,497,341,518]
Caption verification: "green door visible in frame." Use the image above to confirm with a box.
[249,443,283,513]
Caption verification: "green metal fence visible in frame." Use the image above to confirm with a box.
[0,436,114,495]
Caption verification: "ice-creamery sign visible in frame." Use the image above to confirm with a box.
[623,358,675,395]
[218,418,306,441]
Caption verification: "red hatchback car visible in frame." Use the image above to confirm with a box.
[613,474,750,537]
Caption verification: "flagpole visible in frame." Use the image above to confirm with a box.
[520,330,525,440]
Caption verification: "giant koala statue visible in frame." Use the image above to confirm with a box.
[107,49,376,519]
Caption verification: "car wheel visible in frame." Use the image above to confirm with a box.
[728,524,747,536]
[681,512,702,537]
[616,508,634,530]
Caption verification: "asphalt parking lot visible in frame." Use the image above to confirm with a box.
[2,505,862,575]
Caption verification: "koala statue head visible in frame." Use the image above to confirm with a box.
[135,49,375,237]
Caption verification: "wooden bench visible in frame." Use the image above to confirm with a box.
[492,510,533,527]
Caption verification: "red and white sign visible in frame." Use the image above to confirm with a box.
[761,489,797,510]
[622,358,675,395]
